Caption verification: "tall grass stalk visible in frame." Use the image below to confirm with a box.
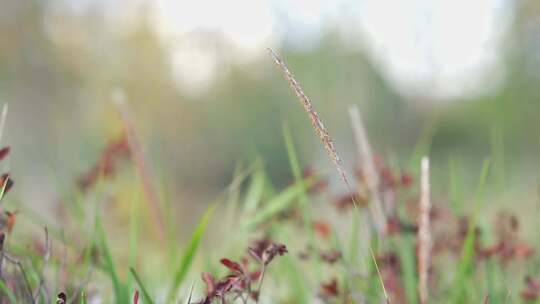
[112,90,166,244]
[348,105,387,235]
[417,157,431,304]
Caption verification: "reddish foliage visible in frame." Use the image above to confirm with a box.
[386,216,417,235]
[133,290,139,304]
[320,250,342,264]
[0,147,9,162]
[302,166,328,195]
[5,211,17,233]
[319,279,340,299]
[220,258,244,274]
[312,219,331,239]
[198,243,287,304]
[247,237,271,263]
[522,276,540,301]
[400,173,414,187]
[78,135,130,192]
[333,192,367,211]
[263,243,288,266]
[57,292,67,304]
[0,174,13,195]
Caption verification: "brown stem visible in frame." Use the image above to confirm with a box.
[255,264,267,304]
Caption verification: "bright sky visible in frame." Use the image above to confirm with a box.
[150,0,511,100]
[55,0,513,100]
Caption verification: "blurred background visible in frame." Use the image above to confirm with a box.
[1,0,540,229]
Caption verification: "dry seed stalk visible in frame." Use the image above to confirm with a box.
[268,49,354,202]
[112,90,166,244]
[349,105,387,235]
[269,51,389,299]
[418,156,431,304]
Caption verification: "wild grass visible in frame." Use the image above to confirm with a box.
[0,51,536,304]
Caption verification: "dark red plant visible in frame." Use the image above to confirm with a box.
[56,292,67,304]
[312,220,331,239]
[197,242,287,304]
[133,290,139,304]
[78,135,130,192]
[521,276,540,301]
[319,279,339,299]
[302,166,328,195]
[320,250,342,264]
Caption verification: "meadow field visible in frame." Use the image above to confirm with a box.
[2,1,540,303]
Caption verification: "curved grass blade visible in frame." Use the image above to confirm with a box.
[184,282,195,304]
[243,162,266,214]
[0,279,17,303]
[130,267,154,304]
[242,177,314,230]
[167,203,217,302]
[97,219,128,303]
[448,160,490,303]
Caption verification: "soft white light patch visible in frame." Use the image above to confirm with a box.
[153,0,275,57]
[352,0,510,100]
[149,0,510,100]
[171,42,219,97]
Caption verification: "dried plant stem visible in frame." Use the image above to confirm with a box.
[112,91,166,244]
[268,49,357,207]
[255,264,267,304]
[270,51,389,300]
[348,105,387,235]
[418,157,431,304]
[370,247,389,303]
[4,254,34,304]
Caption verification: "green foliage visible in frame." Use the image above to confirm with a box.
[167,203,217,302]
[130,267,154,304]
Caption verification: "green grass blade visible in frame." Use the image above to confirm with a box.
[96,218,127,303]
[167,203,217,302]
[130,267,154,304]
[79,291,88,304]
[0,279,17,303]
[128,183,141,289]
[243,163,266,213]
[283,124,313,228]
[184,282,195,304]
[242,177,314,230]
[397,235,418,304]
[448,160,490,303]
[370,247,389,302]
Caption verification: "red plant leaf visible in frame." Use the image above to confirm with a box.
[0,147,9,162]
[515,243,535,258]
[320,250,342,264]
[0,174,13,195]
[133,290,139,304]
[220,258,244,274]
[320,279,339,298]
[400,173,414,187]
[202,272,216,295]
[263,243,288,265]
[313,220,331,239]
[5,211,17,233]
